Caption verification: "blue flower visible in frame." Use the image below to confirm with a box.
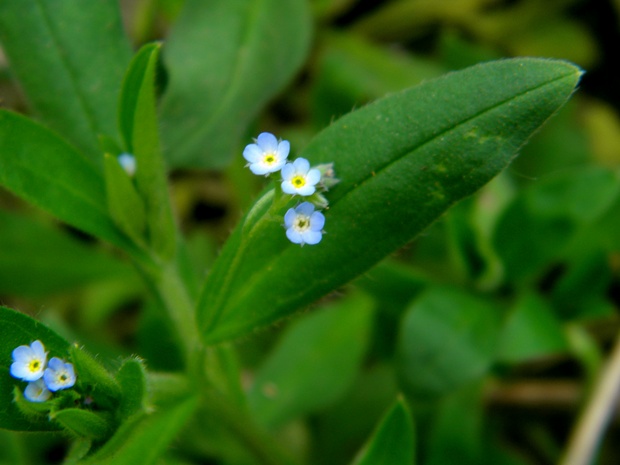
[43,357,76,392]
[24,379,51,403]
[284,202,325,245]
[281,158,321,196]
[10,340,47,382]
[243,132,289,175]
[117,153,137,177]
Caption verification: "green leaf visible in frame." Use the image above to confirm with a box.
[118,43,176,259]
[198,58,582,344]
[397,287,502,399]
[550,251,614,321]
[51,409,112,440]
[0,306,71,431]
[497,293,568,363]
[355,259,431,317]
[116,358,148,418]
[159,0,312,168]
[0,0,131,163]
[69,345,121,409]
[351,397,415,465]
[247,293,374,429]
[425,386,484,465]
[0,111,136,253]
[0,209,134,297]
[12,386,56,419]
[493,167,620,281]
[311,364,400,465]
[103,153,147,246]
[79,397,198,465]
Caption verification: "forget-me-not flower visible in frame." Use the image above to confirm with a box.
[43,357,76,392]
[281,158,321,196]
[10,340,47,382]
[24,379,52,403]
[243,132,290,175]
[117,153,137,177]
[284,202,325,245]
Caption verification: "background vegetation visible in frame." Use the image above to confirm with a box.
[1,0,620,464]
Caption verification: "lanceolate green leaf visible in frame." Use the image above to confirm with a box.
[103,153,147,247]
[117,358,148,418]
[159,0,312,168]
[0,0,132,164]
[0,111,135,253]
[0,306,71,431]
[197,58,582,344]
[51,409,111,440]
[351,398,415,465]
[119,43,176,259]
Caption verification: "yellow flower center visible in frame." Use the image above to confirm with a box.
[294,216,309,231]
[28,360,41,372]
[292,175,306,188]
[263,153,277,165]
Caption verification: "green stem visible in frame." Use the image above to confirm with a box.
[141,254,300,465]
[560,330,620,465]
[147,260,202,371]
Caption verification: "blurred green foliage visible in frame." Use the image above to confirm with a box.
[1,0,620,464]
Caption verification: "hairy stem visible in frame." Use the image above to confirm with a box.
[143,255,299,465]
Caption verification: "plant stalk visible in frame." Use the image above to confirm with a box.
[560,330,620,465]
[144,256,300,465]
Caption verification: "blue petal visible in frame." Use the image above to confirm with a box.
[24,380,51,402]
[117,153,136,176]
[249,163,270,175]
[293,157,310,173]
[243,144,262,163]
[310,211,325,230]
[281,181,297,195]
[284,208,297,228]
[297,184,315,196]
[281,163,294,180]
[48,357,64,371]
[306,168,321,185]
[12,345,31,363]
[31,340,46,360]
[296,202,315,216]
[286,228,303,244]
[277,140,290,159]
[66,363,76,379]
[257,132,278,153]
[10,362,31,380]
[303,230,322,245]
[43,370,58,391]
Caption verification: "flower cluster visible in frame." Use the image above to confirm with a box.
[10,340,76,402]
[243,132,337,245]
